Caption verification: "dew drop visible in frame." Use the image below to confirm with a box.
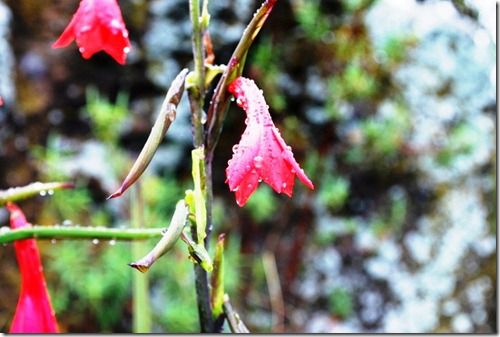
[80,25,91,33]
[39,190,47,196]
[79,47,86,53]
[253,156,263,168]
[233,186,240,192]
[258,178,262,182]
[201,111,207,124]
[282,182,287,189]
[123,46,130,54]
[51,239,57,244]
[110,19,121,29]
[47,189,54,196]
[62,219,73,226]
[0,226,10,234]
[122,31,129,38]
[109,239,116,246]
[92,238,99,245]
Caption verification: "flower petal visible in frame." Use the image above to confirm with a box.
[7,203,59,333]
[52,0,130,65]
[226,77,314,206]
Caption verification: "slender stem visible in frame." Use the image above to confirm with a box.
[0,181,74,205]
[189,0,214,332]
[189,0,206,148]
[0,226,162,244]
[131,184,152,333]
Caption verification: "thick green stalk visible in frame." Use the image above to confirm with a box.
[189,0,214,332]
[0,226,162,244]
[131,184,152,332]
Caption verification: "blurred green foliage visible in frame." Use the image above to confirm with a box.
[328,287,354,319]
[85,87,129,143]
[246,185,278,223]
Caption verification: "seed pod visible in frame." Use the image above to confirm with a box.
[108,68,189,199]
[129,200,188,273]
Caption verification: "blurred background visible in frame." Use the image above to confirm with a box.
[0,0,496,333]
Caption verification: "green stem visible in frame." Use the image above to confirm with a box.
[0,226,162,244]
[131,184,152,332]
[189,0,214,332]
[189,0,206,148]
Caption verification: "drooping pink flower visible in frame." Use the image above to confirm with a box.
[52,0,131,65]
[226,77,314,206]
[7,202,59,333]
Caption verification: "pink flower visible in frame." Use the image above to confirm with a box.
[7,202,59,333]
[52,0,131,65]
[226,77,314,206]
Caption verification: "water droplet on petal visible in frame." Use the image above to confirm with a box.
[282,182,287,189]
[92,238,99,245]
[253,156,263,168]
[233,186,240,192]
[123,46,130,54]
[110,19,121,29]
[80,25,91,33]
[79,47,86,53]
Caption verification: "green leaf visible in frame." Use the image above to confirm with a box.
[211,233,225,318]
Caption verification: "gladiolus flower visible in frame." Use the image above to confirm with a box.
[52,0,131,65]
[7,202,59,333]
[226,77,314,207]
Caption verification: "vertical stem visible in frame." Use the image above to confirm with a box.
[131,183,152,332]
[189,0,206,148]
[189,0,214,332]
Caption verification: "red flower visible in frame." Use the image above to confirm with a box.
[52,0,131,65]
[226,77,314,206]
[7,202,59,333]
